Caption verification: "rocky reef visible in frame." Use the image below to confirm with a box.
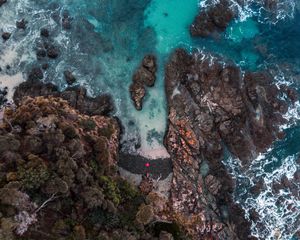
[162,49,296,239]
[0,96,184,240]
[190,0,234,38]
[130,55,157,110]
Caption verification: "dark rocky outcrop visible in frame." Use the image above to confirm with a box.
[163,49,295,239]
[62,10,72,30]
[190,0,234,37]
[40,28,49,38]
[0,87,8,105]
[2,32,11,41]
[0,0,7,7]
[16,19,27,30]
[130,55,157,110]
[46,45,60,59]
[64,70,76,85]
[13,79,114,116]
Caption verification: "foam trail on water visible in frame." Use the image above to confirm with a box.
[200,0,296,23]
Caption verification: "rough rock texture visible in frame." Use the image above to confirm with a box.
[190,0,234,37]
[13,79,114,116]
[0,96,185,239]
[130,55,157,110]
[163,49,294,239]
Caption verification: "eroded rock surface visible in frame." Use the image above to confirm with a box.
[163,49,295,239]
[130,55,157,110]
[190,0,234,37]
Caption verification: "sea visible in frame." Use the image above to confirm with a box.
[0,0,299,239]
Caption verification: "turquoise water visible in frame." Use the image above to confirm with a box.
[144,0,199,54]
[0,0,300,239]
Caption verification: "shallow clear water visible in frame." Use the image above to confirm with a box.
[0,0,300,239]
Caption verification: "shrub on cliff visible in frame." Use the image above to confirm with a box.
[0,96,169,239]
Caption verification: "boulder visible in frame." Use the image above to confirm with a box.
[64,70,76,85]
[16,19,27,30]
[2,32,11,41]
[129,55,157,110]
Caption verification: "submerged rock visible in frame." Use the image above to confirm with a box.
[130,55,157,110]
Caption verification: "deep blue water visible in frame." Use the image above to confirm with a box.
[0,0,300,239]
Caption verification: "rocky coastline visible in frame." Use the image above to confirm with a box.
[0,0,299,239]
[0,46,297,240]
[162,49,296,239]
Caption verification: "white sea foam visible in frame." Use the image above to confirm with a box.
[225,152,300,240]
[0,73,25,102]
[200,0,296,24]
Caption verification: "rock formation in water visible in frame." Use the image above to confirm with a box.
[130,55,157,110]
[162,49,296,239]
[0,96,187,239]
[190,0,234,37]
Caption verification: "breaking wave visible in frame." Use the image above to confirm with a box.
[200,0,296,23]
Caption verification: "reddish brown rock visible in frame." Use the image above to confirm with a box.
[163,48,294,239]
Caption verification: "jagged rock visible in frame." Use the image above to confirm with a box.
[190,0,234,37]
[129,82,145,111]
[130,55,157,110]
[163,48,295,239]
